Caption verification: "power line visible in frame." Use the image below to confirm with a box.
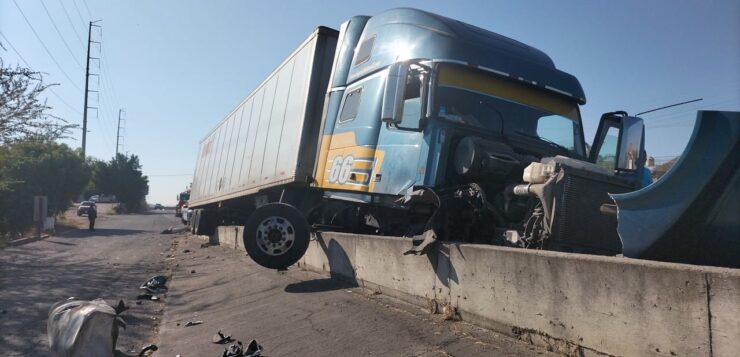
[0,31,82,115]
[12,0,83,93]
[39,0,85,70]
[58,0,86,48]
[72,0,87,27]
[81,0,94,19]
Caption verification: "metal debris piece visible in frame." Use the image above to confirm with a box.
[140,275,168,294]
[212,330,233,344]
[138,343,158,357]
[244,339,263,357]
[184,320,203,327]
[222,340,243,357]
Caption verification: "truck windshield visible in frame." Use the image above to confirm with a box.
[434,64,585,157]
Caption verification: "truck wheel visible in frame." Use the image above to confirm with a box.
[243,203,310,270]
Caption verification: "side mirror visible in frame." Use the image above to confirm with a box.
[381,61,409,125]
[616,116,644,170]
[589,111,645,171]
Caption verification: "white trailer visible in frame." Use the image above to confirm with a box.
[189,27,338,208]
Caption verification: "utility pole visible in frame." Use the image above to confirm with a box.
[116,108,126,155]
[81,20,101,157]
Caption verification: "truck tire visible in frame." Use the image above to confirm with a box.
[243,203,310,270]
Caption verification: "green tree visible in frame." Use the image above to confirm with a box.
[0,140,90,236]
[0,59,76,143]
[93,153,149,212]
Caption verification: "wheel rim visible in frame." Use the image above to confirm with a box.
[255,216,295,256]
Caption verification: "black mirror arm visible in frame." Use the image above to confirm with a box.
[389,122,424,132]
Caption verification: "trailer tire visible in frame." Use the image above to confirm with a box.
[243,203,310,270]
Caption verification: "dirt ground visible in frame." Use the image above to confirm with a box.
[55,202,117,233]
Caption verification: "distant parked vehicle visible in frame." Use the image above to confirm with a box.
[97,194,117,203]
[89,195,99,203]
[153,203,164,210]
[77,201,95,216]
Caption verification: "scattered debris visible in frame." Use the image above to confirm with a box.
[140,275,168,294]
[136,294,160,301]
[191,270,196,274]
[183,249,191,253]
[161,226,188,235]
[185,320,203,327]
[244,339,263,357]
[200,243,211,248]
[442,304,460,321]
[135,301,142,305]
[223,340,243,357]
[212,330,233,344]
[221,339,263,356]
[138,343,158,357]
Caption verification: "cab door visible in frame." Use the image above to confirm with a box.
[318,75,384,192]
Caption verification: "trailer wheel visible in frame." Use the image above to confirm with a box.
[243,203,310,270]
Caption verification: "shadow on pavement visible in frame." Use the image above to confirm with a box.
[0,251,154,355]
[284,277,357,293]
[58,228,148,238]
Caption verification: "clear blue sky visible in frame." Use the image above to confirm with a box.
[2,0,738,205]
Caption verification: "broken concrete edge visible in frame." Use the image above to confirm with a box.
[204,227,740,357]
[4,234,51,247]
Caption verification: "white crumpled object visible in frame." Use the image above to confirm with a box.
[47,298,124,357]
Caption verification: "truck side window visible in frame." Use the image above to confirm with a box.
[400,74,422,128]
[339,87,362,123]
[353,36,375,66]
[595,126,620,170]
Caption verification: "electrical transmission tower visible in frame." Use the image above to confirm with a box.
[82,20,101,157]
[116,108,126,156]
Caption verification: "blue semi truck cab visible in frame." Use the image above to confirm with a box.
[189,8,646,269]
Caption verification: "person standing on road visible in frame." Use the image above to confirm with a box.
[88,204,97,232]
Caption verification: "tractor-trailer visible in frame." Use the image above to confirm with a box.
[189,8,649,269]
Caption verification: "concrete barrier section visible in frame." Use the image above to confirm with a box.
[211,228,740,356]
[708,271,740,357]
[449,244,711,356]
[353,235,448,305]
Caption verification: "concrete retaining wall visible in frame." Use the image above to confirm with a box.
[210,227,740,357]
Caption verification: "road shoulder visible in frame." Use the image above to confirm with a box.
[156,234,556,357]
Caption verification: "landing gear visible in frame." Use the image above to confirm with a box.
[243,203,310,269]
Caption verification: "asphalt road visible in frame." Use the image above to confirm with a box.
[0,211,557,357]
